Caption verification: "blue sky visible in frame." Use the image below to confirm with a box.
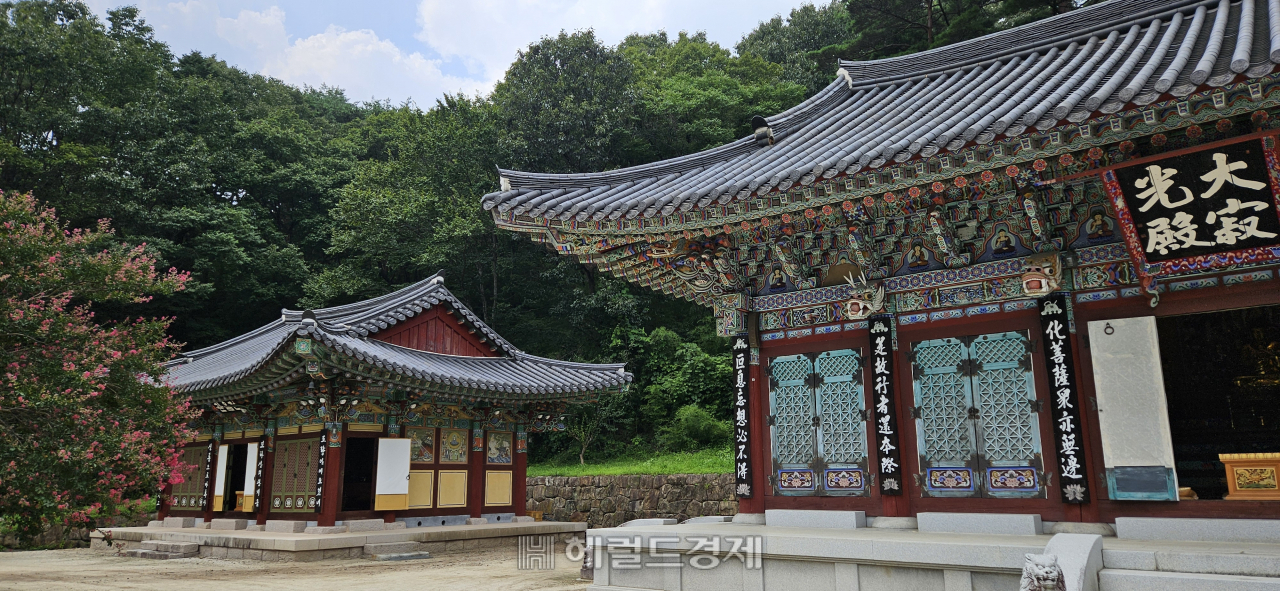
[82,0,815,105]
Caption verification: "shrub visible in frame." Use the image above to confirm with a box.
[657,404,732,453]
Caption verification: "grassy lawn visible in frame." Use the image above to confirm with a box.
[528,447,732,477]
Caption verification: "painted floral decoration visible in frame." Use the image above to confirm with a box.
[863,195,875,207]
[1252,110,1270,126]
[842,200,855,211]
[723,224,733,234]
[780,213,792,223]
[1032,159,1047,171]
[954,176,968,187]
[821,204,833,215]
[1005,165,1020,177]
[908,186,922,198]
[740,221,752,231]
[981,170,995,182]
[1059,153,1075,166]
[1216,118,1233,132]
[1150,133,1167,146]
[761,216,772,227]
[931,181,946,193]
[1118,140,1135,153]
[883,191,897,203]
[1087,147,1103,160]
[1186,124,1203,139]
[804,208,816,219]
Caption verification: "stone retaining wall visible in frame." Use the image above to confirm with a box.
[526,474,737,528]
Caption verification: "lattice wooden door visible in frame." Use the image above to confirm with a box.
[769,350,869,496]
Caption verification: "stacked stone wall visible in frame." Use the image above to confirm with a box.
[526,473,737,528]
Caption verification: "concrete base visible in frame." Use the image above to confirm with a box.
[766,509,866,529]
[93,521,586,563]
[303,526,348,535]
[345,519,388,533]
[582,520,1280,591]
[465,518,488,526]
[917,512,1042,536]
[265,520,308,533]
[1116,517,1280,544]
[868,516,918,529]
[512,516,535,523]
[1052,522,1116,537]
[682,516,733,524]
[731,513,765,525]
[210,519,247,531]
[621,518,676,527]
[162,517,195,529]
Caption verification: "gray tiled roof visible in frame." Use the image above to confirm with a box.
[163,273,630,396]
[482,0,1275,222]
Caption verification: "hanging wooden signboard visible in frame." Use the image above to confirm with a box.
[732,335,754,498]
[1039,293,1090,503]
[869,316,903,495]
[1101,134,1280,292]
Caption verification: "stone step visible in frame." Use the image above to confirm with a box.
[141,540,199,554]
[210,518,247,531]
[1106,548,1280,578]
[125,548,197,560]
[346,519,390,532]
[364,541,421,555]
[1101,569,1280,590]
[366,551,432,562]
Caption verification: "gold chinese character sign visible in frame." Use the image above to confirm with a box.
[1102,134,1280,289]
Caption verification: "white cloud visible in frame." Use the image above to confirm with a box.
[260,25,486,103]
[416,0,808,87]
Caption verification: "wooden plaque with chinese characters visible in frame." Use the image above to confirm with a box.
[1102,135,1280,280]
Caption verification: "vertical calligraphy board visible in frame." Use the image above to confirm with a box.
[1039,293,1090,503]
[870,316,903,495]
[732,335,754,498]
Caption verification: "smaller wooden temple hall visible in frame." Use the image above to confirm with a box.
[159,273,630,526]
[483,0,1280,525]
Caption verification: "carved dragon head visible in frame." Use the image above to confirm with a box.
[1021,252,1062,297]
[841,270,886,320]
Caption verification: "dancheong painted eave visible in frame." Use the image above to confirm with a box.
[162,273,631,402]
[481,0,1280,226]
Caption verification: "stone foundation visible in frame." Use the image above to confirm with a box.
[526,474,737,527]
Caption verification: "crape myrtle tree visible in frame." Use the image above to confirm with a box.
[0,191,195,546]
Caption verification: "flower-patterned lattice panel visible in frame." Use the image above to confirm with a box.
[970,332,1041,465]
[770,355,815,467]
[816,349,865,466]
[912,339,975,466]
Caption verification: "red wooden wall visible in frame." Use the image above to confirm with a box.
[371,307,497,357]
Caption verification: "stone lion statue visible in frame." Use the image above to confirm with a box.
[1019,553,1066,591]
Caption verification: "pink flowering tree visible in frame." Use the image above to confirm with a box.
[0,191,196,546]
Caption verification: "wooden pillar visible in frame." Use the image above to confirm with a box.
[468,421,485,518]
[318,426,340,527]
[513,428,528,516]
[157,482,171,520]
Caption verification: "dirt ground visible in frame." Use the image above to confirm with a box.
[0,546,589,591]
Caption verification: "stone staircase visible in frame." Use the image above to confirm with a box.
[362,540,431,561]
[125,540,199,560]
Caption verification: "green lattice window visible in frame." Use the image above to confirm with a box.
[910,331,1044,499]
[769,350,868,497]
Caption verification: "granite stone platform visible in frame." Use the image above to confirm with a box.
[93,520,585,562]
[585,517,1280,591]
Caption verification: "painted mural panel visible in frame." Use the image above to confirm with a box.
[439,428,469,464]
[406,427,435,463]
[487,431,513,465]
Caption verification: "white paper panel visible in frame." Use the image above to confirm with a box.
[1087,317,1177,469]
[375,438,411,496]
[243,443,259,495]
[213,444,229,492]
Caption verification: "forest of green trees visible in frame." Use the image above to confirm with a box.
[0,0,1091,465]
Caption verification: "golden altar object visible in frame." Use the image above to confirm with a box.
[1220,453,1280,500]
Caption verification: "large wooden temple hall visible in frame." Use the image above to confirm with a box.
[158,273,630,526]
[483,0,1280,538]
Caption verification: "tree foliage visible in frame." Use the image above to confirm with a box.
[0,191,195,544]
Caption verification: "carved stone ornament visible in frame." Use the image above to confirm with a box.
[1019,553,1066,591]
[840,271,886,320]
[1021,252,1062,297]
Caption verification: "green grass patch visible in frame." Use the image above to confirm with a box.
[528,447,733,477]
